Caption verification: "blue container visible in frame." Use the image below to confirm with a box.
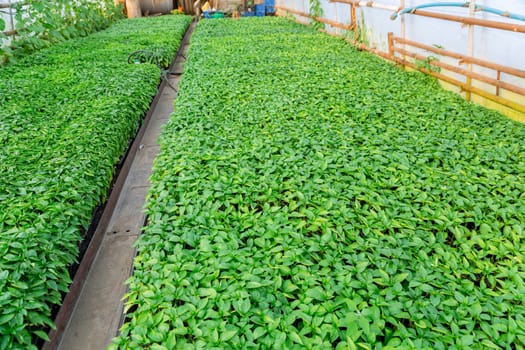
[254,4,265,16]
[265,5,275,14]
[264,0,275,6]
[242,11,255,17]
[203,11,211,18]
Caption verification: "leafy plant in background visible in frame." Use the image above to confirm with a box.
[0,0,124,64]
[0,12,12,63]
[355,11,369,46]
[111,18,525,349]
[415,55,441,73]
[128,45,173,69]
[0,15,191,349]
[308,0,324,31]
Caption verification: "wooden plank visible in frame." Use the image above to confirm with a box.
[275,5,352,30]
[2,29,17,36]
[393,36,525,79]
[409,9,525,34]
[393,47,525,97]
[391,55,525,114]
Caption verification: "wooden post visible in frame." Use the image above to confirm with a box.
[351,3,357,41]
[466,0,476,101]
[496,70,501,96]
[394,35,525,80]
[400,0,405,61]
[406,10,525,33]
[126,0,142,17]
[387,31,393,57]
[8,0,15,36]
[334,2,338,34]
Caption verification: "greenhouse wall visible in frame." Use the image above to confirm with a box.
[0,0,16,47]
[276,0,525,122]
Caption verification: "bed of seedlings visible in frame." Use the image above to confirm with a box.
[0,15,191,349]
[113,18,525,349]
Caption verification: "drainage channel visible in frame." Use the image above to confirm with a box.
[43,19,197,350]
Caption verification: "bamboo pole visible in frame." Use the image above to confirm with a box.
[329,0,398,12]
[400,0,405,60]
[319,17,352,30]
[351,3,357,41]
[465,0,476,101]
[408,9,525,33]
[355,42,392,60]
[496,71,501,96]
[393,36,525,79]
[2,29,17,36]
[8,0,14,36]
[393,47,525,97]
[334,1,338,33]
[0,2,17,9]
[0,1,26,9]
[275,6,352,30]
[387,31,393,56]
[391,54,525,114]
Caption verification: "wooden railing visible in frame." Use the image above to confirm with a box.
[388,34,525,114]
[275,2,525,117]
[398,9,525,34]
[274,5,352,30]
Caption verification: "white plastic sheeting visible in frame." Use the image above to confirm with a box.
[0,0,18,48]
[0,0,16,31]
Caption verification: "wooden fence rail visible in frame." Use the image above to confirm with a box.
[1,1,23,37]
[275,3,525,116]
[388,33,525,114]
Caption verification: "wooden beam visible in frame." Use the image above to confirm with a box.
[393,36,525,79]
[351,3,357,40]
[275,5,352,30]
[387,31,393,56]
[2,29,17,36]
[0,1,26,9]
[408,9,525,33]
[329,0,399,11]
[391,55,525,114]
[393,47,525,97]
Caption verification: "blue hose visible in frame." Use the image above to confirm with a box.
[390,2,525,23]
[480,5,525,22]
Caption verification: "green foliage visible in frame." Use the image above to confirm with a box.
[1,0,124,64]
[0,15,191,349]
[128,46,173,69]
[113,18,525,349]
[415,55,441,73]
[308,0,324,31]
[355,11,369,46]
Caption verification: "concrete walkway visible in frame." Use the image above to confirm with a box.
[55,22,195,350]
